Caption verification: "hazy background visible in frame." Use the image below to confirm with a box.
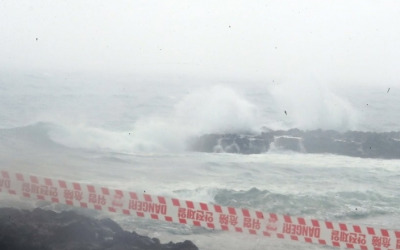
[1,0,400,86]
[1,0,400,152]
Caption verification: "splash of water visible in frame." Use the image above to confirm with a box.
[130,85,260,152]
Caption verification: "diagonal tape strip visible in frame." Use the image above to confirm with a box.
[1,170,399,249]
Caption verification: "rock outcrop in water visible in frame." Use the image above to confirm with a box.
[189,129,400,159]
[0,207,198,250]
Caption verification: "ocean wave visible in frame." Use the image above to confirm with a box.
[0,122,66,150]
[0,122,139,153]
[213,188,399,220]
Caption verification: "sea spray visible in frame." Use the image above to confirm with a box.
[269,82,359,131]
[130,85,261,152]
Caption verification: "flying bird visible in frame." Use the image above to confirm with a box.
[387,88,390,93]
[284,110,287,116]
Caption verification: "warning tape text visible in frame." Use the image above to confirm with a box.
[282,223,320,238]
[129,200,167,215]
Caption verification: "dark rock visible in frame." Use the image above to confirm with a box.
[0,207,198,250]
[189,129,400,159]
[189,133,270,154]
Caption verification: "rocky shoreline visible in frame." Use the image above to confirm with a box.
[190,129,400,159]
[0,207,198,250]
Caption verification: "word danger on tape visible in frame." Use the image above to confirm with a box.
[1,170,399,250]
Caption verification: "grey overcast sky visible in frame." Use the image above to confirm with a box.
[1,0,399,85]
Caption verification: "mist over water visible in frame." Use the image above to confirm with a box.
[1,74,398,153]
[43,84,359,152]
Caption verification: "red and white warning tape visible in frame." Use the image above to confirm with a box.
[0,170,399,249]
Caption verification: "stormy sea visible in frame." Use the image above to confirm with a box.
[1,72,399,249]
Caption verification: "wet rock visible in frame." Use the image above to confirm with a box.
[189,129,400,159]
[0,207,198,250]
[189,134,270,154]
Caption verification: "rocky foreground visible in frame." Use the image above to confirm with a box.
[0,207,198,250]
[190,129,400,159]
